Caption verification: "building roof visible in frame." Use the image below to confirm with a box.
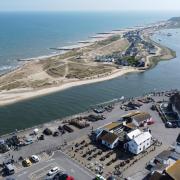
[127,129,142,140]
[166,160,180,180]
[121,111,140,119]
[99,130,119,145]
[124,122,137,129]
[132,131,152,145]
[103,122,122,131]
[132,112,151,123]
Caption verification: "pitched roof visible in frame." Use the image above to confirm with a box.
[166,160,180,180]
[103,122,122,131]
[132,131,152,145]
[132,112,151,123]
[99,130,119,145]
[127,129,142,140]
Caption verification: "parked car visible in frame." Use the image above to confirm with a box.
[47,167,60,176]
[53,173,74,180]
[93,175,106,180]
[30,155,40,163]
[43,128,53,136]
[165,121,173,128]
[107,176,116,180]
[22,159,32,167]
[53,131,59,137]
[4,162,15,175]
[63,125,74,133]
[39,135,45,140]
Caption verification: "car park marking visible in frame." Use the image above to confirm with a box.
[63,153,94,178]
[17,171,27,177]
[28,162,65,180]
[46,158,55,162]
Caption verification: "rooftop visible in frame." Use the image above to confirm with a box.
[103,122,122,131]
[126,129,142,140]
[132,131,152,145]
[132,112,151,123]
[98,130,119,145]
[166,160,180,180]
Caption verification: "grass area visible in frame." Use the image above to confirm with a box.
[96,35,121,46]
[0,81,27,90]
[66,62,113,79]
[45,64,66,77]
[123,56,139,66]
[30,79,52,88]
[148,46,176,68]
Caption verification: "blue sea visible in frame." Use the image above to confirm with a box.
[0,11,179,74]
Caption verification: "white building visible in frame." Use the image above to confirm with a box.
[126,129,141,140]
[124,130,152,155]
[131,112,152,127]
[97,130,119,149]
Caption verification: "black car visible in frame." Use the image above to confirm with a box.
[53,173,74,180]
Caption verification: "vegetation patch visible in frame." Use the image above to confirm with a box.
[66,63,113,79]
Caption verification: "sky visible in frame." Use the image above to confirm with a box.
[0,0,180,11]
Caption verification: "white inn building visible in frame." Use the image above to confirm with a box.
[124,130,152,155]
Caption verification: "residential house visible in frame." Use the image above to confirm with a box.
[131,112,152,127]
[126,129,141,140]
[97,130,119,149]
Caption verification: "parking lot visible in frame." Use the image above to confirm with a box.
[3,151,93,180]
[0,91,180,179]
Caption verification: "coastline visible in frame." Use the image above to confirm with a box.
[0,67,140,106]
[0,21,177,107]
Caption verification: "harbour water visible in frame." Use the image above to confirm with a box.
[0,12,180,135]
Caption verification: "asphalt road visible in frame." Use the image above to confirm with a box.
[4,151,94,180]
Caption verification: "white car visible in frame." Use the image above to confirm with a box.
[31,155,40,163]
[47,167,60,176]
[95,174,106,180]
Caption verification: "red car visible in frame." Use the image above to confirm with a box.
[53,173,74,180]
[147,120,155,125]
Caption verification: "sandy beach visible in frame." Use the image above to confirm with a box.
[0,67,140,106]
[0,20,176,106]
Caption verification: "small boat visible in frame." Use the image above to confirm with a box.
[167,33,172,36]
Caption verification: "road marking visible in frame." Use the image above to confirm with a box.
[46,158,55,162]
[17,171,27,177]
[28,162,65,180]
[70,169,75,173]
[64,154,94,178]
